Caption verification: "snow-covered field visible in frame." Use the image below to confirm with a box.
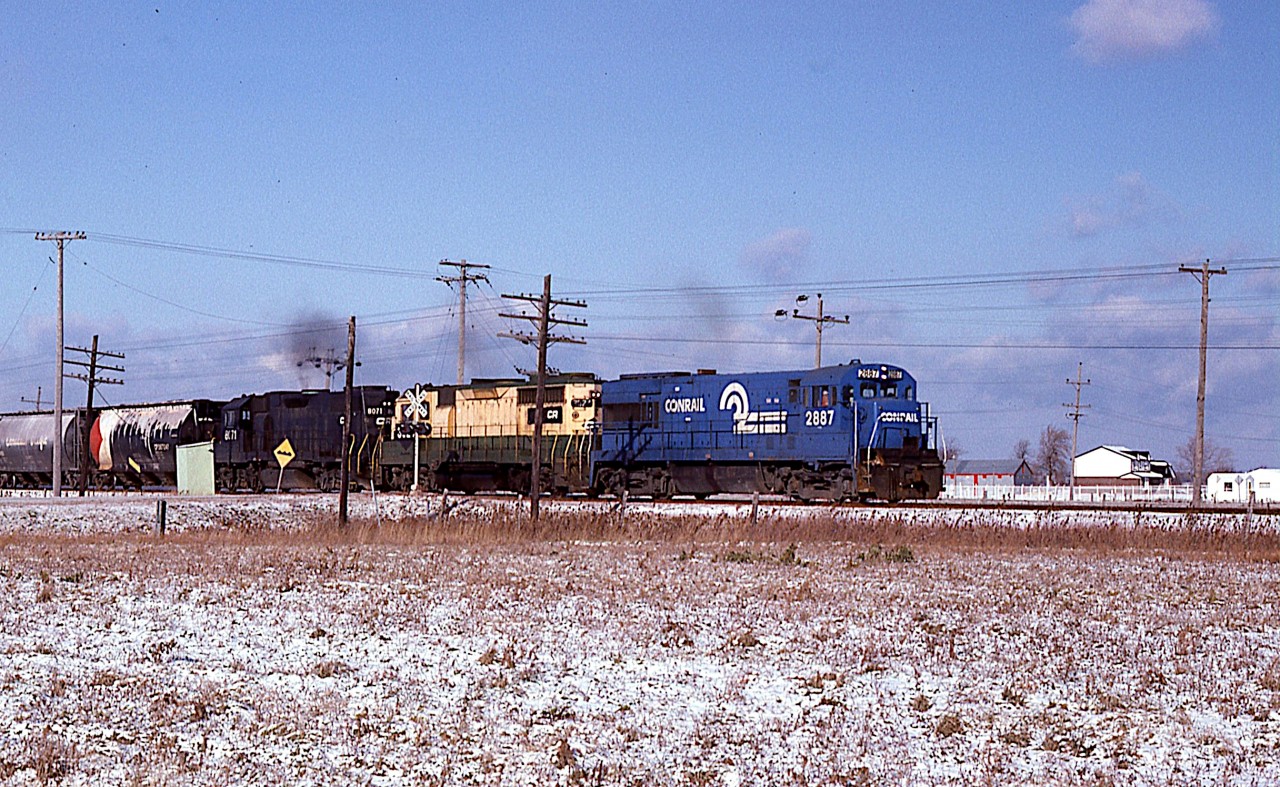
[1,495,1278,785]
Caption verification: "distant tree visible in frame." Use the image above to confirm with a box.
[1034,425,1071,485]
[1175,437,1235,481]
[1013,439,1031,463]
[942,439,964,463]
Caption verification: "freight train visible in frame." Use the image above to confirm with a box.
[0,361,943,502]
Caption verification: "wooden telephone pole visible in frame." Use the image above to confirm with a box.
[777,293,849,368]
[1063,362,1090,501]
[36,231,86,496]
[64,335,125,495]
[339,316,356,525]
[500,275,586,520]
[1179,259,1226,506]
[437,259,491,384]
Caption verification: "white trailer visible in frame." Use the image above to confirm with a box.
[1206,468,1280,504]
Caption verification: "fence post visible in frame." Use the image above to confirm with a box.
[155,499,167,536]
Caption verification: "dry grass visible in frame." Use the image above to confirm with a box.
[1,503,1279,783]
[12,505,1264,559]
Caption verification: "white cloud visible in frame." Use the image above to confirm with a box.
[1065,171,1178,238]
[739,228,812,282]
[1069,0,1219,63]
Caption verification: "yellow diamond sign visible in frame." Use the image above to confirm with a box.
[273,439,296,469]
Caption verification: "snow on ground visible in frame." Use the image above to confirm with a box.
[0,495,1278,784]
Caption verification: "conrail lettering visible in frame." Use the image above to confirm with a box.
[665,397,706,413]
[879,411,919,423]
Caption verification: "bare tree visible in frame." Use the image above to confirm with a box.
[1013,438,1031,463]
[942,439,964,463]
[1175,436,1234,479]
[1035,425,1071,485]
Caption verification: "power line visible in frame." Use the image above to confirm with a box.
[588,335,1280,351]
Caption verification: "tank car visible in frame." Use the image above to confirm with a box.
[590,362,942,502]
[86,401,223,488]
[376,374,600,494]
[0,411,77,489]
[215,387,397,492]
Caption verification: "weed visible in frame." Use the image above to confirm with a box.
[26,728,74,784]
[935,713,964,737]
[312,659,349,678]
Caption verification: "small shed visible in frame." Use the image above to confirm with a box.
[1206,468,1280,504]
[1074,445,1175,487]
[945,459,1035,488]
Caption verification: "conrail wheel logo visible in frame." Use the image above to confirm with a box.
[719,382,787,435]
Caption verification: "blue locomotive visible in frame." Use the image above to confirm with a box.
[590,362,942,501]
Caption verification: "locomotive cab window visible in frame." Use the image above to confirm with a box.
[883,384,897,399]
[842,385,855,406]
[904,386,914,401]
[860,383,876,399]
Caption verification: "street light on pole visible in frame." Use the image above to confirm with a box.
[777,293,849,368]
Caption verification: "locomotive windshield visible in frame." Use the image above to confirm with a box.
[853,366,912,400]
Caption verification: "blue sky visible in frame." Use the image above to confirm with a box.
[2,1,1277,471]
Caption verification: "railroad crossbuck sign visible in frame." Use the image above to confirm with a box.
[404,386,429,421]
[273,439,296,469]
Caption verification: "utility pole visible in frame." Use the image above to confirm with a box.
[776,293,849,368]
[1179,259,1227,506]
[64,336,125,496]
[36,230,86,497]
[20,387,44,410]
[437,259,491,384]
[500,275,587,520]
[338,316,356,525]
[297,347,346,391]
[1063,362,1090,501]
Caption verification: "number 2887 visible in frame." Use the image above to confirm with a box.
[805,410,834,428]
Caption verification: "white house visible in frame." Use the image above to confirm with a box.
[1207,469,1280,504]
[1073,445,1176,487]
